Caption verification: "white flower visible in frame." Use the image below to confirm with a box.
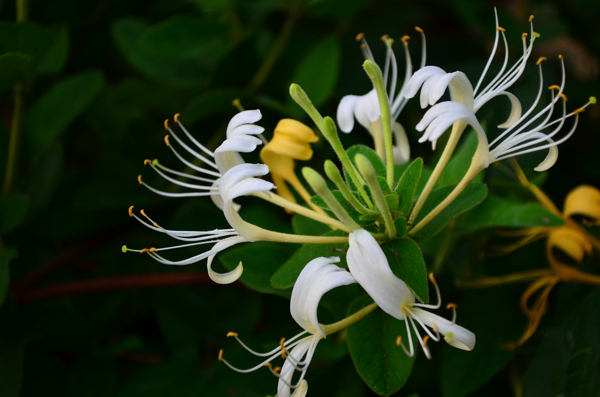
[138,110,264,209]
[337,31,426,164]
[347,229,475,358]
[220,256,356,397]
[404,10,536,128]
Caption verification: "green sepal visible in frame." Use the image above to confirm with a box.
[311,191,375,227]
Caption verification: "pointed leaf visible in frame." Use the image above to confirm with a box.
[395,158,423,214]
[381,238,428,303]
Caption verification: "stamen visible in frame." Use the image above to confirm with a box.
[280,337,287,359]
[558,93,568,101]
[174,113,180,123]
[414,26,423,33]
[548,85,561,90]
[360,43,366,49]
[164,119,169,130]
[529,15,534,22]
[121,245,127,253]
[144,159,151,165]
[432,321,439,334]
[149,247,157,252]
[355,32,365,41]
[273,367,281,375]
[401,35,410,45]
[396,336,402,346]
[447,303,458,323]
[227,332,238,337]
[140,209,147,217]
[573,108,585,115]
[428,273,437,285]
[137,175,142,185]
[536,57,546,65]
[128,206,134,217]
[140,248,149,254]
[218,349,223,361]
[380,34,389,40]
[422,335,430,347]
[522,33,528,40]
[264,362,272,368]
[164,135,170,146]
[496,26,506,32]
[558,54,564,60]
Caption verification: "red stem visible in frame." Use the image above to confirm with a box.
[15,271,212,303]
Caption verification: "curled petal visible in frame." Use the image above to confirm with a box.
[534,146,558,172]
[547,228,592,265]
[496,91,522,128]
[404,66,446,101]
[564,185,600,222]
[206,236,248,284]
[337,95,359,133]
[226,109,262,136]
[219,163,272,203]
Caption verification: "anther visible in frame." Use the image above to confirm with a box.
[446,303,458,310]
[591,97,597,104]
[548,85,561,91]
[529,15,534,22]
[149,247,157,253]
[264,363,272,368]
[428,273,437,285]
[380,34,389,41]
[164,119,169,130]
[360,43,366,50]
[355,32,365,41]
[573,108,585,115]
[536,56,547,65]
[144,159,151,165]
[140,248,149,254]
[227,332,238,337]
[401,35,410,43]
[121,245,127,253]
[174,113,180,123]
[273,367,281,375]
[414,26,423,33]
[558,93,568,102]
[432,321,439,334]
[140,209,147,217]
[422,335,430,347]
[153,222,158,227]
[137,175,142,185]
[396,336,402,346]
[558,54,564,60]
[218,349,223,361]
[522,33,528,40]
[128,205,134,217]
[496,27,506,32]
[164,135,170,146]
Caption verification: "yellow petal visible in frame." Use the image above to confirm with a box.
[547,227,592,265]
[563,184,600,222]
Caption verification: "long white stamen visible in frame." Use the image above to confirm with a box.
[140,180,219,198]
[473,8,501,95]
[230,331,309,358]
[167,127,218,169]
[146,164,218,191]
[408,315,430,359]
[175,118,214,157]
[405,307,441,342]
[415,26,426,69]
[411,280,441,310]
[154,161,217,184]
[166,143,221,178]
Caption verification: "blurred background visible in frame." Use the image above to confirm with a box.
[0,0,598,396]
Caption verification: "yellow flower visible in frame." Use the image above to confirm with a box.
[260,119,324,214]
[459,160,600,348]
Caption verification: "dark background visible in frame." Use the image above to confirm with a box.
[0,0,598,396]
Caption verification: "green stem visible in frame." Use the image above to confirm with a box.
[321,302,378,335]
[324,160,371,215]
[3,84,25,196]
[363,60,394,188]
[249,13,296,91]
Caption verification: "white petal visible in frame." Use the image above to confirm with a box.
[496,91,522,128]
[392,122,410,165]
[291,256,356,337]
[410,308,476,351]
[226,109,262,136]
[347,229,414,320]
[214,135,263,154]
[337,95,359,133]
[277,336,315,397]
[209,178,241,211]
[206,236,248,284]
[229,124,264,137]
[404,66,446,100]
[292,380,308,397]
[214,151,245,175]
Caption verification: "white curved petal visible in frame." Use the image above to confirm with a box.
[219,163,272,203]
[534,145,558,172]
[214,151,244,175]
[229,124,264,137]
[215,135,263,154]
[291,256,356,337]
[226,109,262,136]
[337,95,359,133]
[292,380,308,397]
[347,229,414,320]
[448,72,475,110]
[496,91,522,128]
[206,236,248,284]
[392,122,410,165]
[410,308,476,351]
[364,89,381,122]
[277,336,315,397]
[404,66,446,100]
[354,102,376,131]
[416,101,486,145]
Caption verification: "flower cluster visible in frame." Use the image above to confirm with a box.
[123,9,595,396]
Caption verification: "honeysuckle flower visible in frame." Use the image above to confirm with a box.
[220,256,357,397]
[260,119,324,213]
[337,30,426,164]
[459,161,600,347]
[138,110,264,210]
[347,229,475,358]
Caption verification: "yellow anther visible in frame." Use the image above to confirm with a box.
[446,303,458,310]
[428,273,437,285]
[164,119,169,130]
[522,33,528,40]
[536,56,547,65]
[496,26,506,32]
[548,85,561,91]
[153,222,159,227]
[360,43,366,50]
[218,349,223,361]
[227,332,238,337]
[232,98,241,107]
[140,248,149,254]
[264,362,272,368]
[144,159,151,165]
[137,175,142,185]
[529,15,534,22]
[573,108,585,115]
[128,206,134,217]
[396,336,402,346]
[355,32,365,41]
[164,135,170,146]
[273,367,281,375]
[401,35,410,43]
[414,26,423,33]
[279,337,286,346]
[558,93,568,102]
[140,209,147,217]
[558,54,564,60]
[432,321,439,333]
[149,247,157,253]
[380,34,389,41]
[281,348,287,359]
[422,335,430,347]
[174,113,180,123]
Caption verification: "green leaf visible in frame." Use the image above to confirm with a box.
[0,249,17,309]
[23,71,104,160]
[457,194,565,234]
[0,52,30,90]
[385,193,399,211]
[381,238,428,303]
[0,195,28,233]
[347,296,415,396]
[394,217,407,237]
[347,145,386,181]
[411,182,488,243]
[292,212,331,236]
[377,176,392,194]
[219,242,298,297]
[289,35,341,107]
[139,15,229,58]
[36,25,69,75]
[0,22,52,81]
[441,287,525,397]
[271,230,348,289]
[395,158,423,214]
